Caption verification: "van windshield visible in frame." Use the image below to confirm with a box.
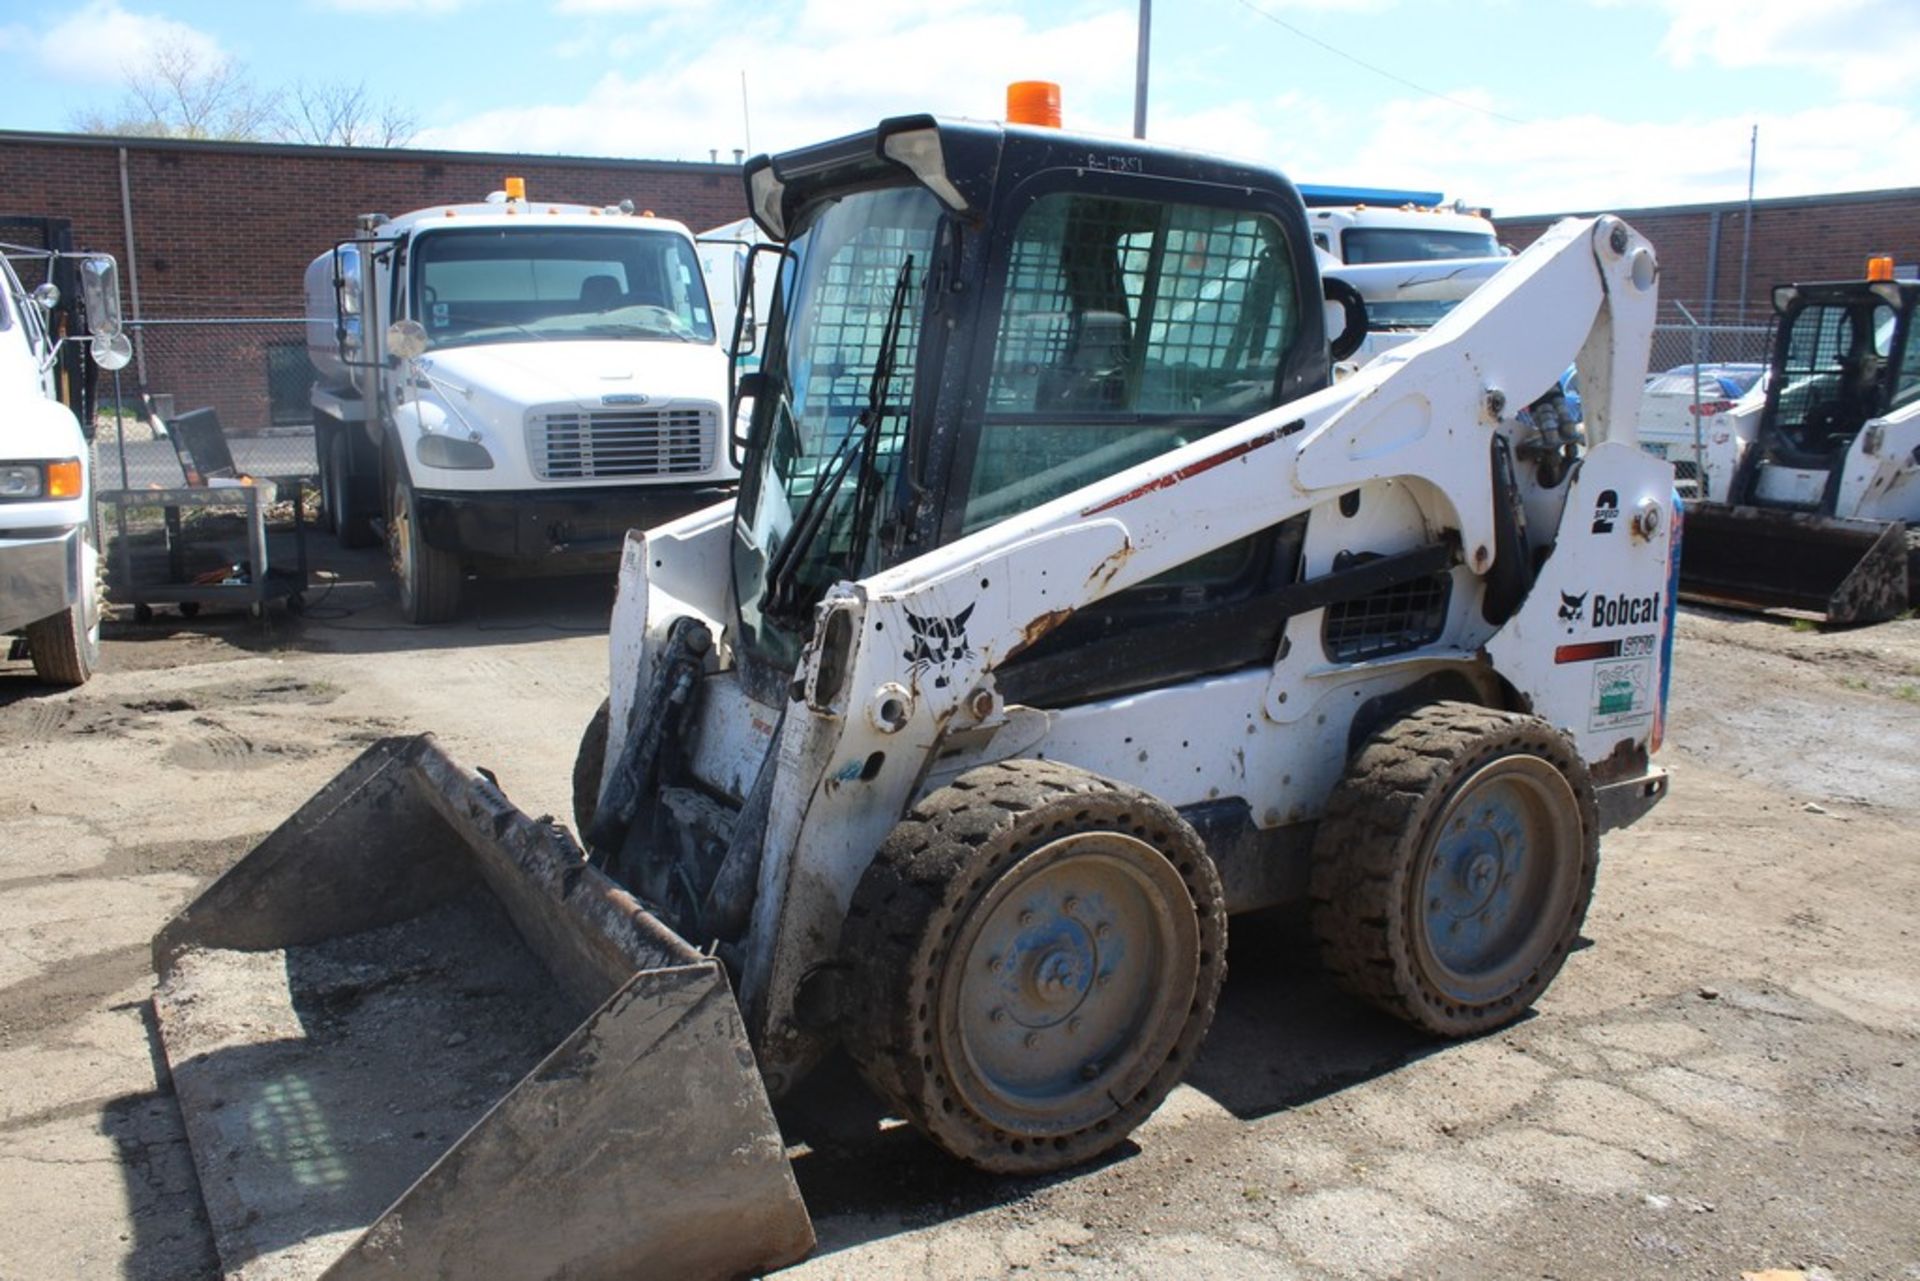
[1342,227,1499,263]
[410,226,716,348]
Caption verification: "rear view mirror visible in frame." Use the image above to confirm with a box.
[78,255,123,336]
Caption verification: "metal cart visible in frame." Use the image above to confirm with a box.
[101,481,309,621]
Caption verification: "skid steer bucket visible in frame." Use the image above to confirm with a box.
[1680,502,1910,625]
[150,734,814,1281]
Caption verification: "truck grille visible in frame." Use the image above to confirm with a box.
[528,407,717,480]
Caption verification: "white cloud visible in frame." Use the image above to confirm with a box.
[419,6,1140,161]
[31,1,223,83]
[316,0,470,10]
[1653,0,1920,96]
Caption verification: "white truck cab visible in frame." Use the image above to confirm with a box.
[307,181,738,622]
[1,242,128,685]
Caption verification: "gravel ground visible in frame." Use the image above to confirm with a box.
[1,544,1916,1281]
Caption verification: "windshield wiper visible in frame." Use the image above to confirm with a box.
[762,254,914,626]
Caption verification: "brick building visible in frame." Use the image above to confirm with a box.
[1496,186,1920,328]
[5,124,1915,431]
[0,130,748,433]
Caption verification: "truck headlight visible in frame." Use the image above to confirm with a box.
[1,465,45,498]
[0,460,81,499]
[416,434,494,470]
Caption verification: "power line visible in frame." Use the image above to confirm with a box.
[1232,0,1531,126]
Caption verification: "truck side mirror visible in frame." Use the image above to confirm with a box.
[78,255,123,337]
[731,371,765,469]
[91,332,133,371]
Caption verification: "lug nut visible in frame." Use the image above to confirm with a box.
[1024,1032,1040,1049]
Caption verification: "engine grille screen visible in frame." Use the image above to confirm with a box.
[1322,566,1452,663]
[529,407,716,480]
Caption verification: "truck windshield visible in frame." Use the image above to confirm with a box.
[1342,227,1498,263]
[410,226,716,348]
[731,186,942,677]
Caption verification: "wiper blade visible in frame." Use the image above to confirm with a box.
[761,255,914,625]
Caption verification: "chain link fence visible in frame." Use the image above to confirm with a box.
[89,313,319,492]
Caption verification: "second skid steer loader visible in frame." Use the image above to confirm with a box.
[153,111,1673,1280]
[1681,268,1920,624]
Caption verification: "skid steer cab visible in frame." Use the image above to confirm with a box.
[1681,267,1920,624]
[154,112,1672,1280]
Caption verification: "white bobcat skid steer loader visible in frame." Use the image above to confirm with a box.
[153,115,1672,1280]
[1681,272,1920,624]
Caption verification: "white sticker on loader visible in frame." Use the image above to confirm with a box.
[1590,658,1654,730]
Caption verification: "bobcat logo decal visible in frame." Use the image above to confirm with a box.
[1559,591,1588,625]
[904,604,975,689]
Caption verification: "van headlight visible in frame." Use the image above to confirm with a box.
[416,434,494,470]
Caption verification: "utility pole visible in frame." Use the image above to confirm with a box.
[1133,0,1151,139]
[1737,124,1757,329]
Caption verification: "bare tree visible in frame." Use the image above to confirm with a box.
[282,79,419,148]
[71,39,416,148]
[70,36,281,140]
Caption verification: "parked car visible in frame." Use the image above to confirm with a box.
[1637,363,1767,496]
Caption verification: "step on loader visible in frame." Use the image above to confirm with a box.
[1681,268,1920,624]
[153,107,1675,1280]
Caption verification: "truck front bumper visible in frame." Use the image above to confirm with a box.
[0,525,83,634]
[415,484,734,565]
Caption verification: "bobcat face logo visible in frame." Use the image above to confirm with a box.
[904,604,975,689]
[1559,591,1588,625]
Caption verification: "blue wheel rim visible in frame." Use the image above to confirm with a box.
[1415,755,1581,1005]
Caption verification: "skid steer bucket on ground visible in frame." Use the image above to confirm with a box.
[1680,502,1910,625]
[150,734,814,1281]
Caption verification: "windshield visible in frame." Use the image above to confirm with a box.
[410,226,716,348]
[1771,298,1901,455]
[731,186,943,675]
[1342,227,1498,264]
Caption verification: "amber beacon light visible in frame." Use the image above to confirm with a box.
[1866,255,1894,282]
[1006,81,1062,128]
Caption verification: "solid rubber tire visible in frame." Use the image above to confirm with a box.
[1309,700,1599,1037]
[571,698,611,838]
[841,758,1226,1175]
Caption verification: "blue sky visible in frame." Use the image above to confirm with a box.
[3,0,1916,216]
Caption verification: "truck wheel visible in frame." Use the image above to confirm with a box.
[388,473,463,624]
[332,431,377,549]
[1310,701,1598,1037]
[25,601,98,686]
[571,698,611,836]
[842,759,1225,1174]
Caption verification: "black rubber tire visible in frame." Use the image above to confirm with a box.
[25,602,97,686]
[332,430,377,549]
[841,758,1226,1175]
[572,698,611,837]
[388,469,463,624]
[1309,700,1598,1038]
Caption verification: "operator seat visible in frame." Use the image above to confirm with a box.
[579,274,624,311]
